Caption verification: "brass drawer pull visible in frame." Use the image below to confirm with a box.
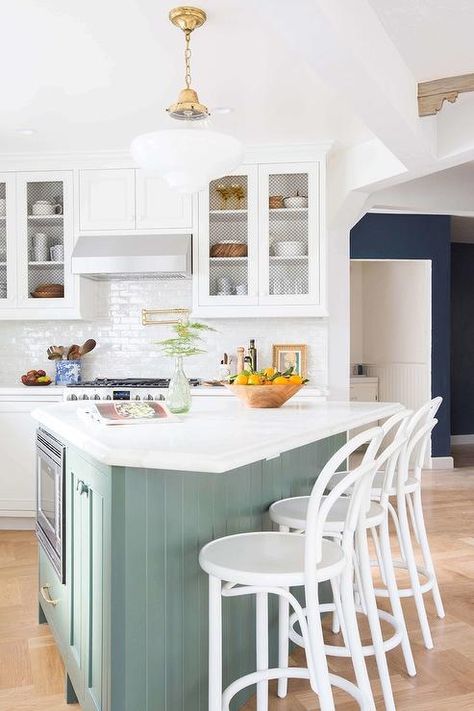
[40,584,59,607]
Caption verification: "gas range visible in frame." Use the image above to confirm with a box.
[64,378,201,402]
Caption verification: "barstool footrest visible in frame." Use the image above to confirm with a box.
[222,666,367,711]
[373,560,434,598]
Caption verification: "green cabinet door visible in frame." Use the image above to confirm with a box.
[66,450,111,711]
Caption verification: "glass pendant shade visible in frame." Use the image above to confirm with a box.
[130,122,244,193]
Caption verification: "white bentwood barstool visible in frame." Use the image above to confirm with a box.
[270,409,416,711]
[199,427,384,711]
[326,398,444,650]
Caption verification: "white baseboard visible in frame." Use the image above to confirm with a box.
[451,434,474,445]
[430,456,454,470]
[0,517,35,531]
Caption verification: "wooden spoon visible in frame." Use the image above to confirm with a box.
[47,345,65,360]
[67,344,81,360]
[79,339,96,357]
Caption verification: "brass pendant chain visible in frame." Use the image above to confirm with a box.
[184,29,192,89]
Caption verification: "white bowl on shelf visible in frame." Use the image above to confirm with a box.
[283,195,308,208]
[273,240,306,257]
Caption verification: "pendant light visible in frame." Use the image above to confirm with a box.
[130,6,243,193]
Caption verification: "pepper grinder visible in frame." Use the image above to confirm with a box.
[236,346,245,373]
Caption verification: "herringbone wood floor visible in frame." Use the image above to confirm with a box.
[0,465,473,710]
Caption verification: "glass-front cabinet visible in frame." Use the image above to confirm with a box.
[17,171,73,308]
[0,174,16,306]
[259,163,319,306]
[197,166,258,307]
[0,170,91,318]
[194,157,326,317]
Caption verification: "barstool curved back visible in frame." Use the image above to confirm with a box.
[399,418,438,488]
[304,427,384,673]
[304,427,384,566]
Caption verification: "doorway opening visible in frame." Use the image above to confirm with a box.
[350,259,432,453]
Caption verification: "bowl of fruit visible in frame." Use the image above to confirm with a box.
[224,367,307,408]
[20,369,52,386]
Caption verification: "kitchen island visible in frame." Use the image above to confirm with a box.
[32,397,401,711]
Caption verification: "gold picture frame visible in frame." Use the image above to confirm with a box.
[272,344,308,377]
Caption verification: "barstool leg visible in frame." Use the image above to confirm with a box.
[379,517,416,677]
[330,577,341,634]
[277,525,290,699]
[357,529,396,711]
[397,492,434,649]
[277,590,289,698]
[413,487,445,619]
[208,576,222,711]
[339,567,376,711]
[256,592,269,711]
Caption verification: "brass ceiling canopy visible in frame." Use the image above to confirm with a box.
[167,6,209,121]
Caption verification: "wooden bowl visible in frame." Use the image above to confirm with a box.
[21,380,52,386]
[224,382,303,408]
[210,241,248,258]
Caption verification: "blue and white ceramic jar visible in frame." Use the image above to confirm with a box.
[55,359,81,385]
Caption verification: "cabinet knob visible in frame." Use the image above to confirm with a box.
[76,480,89,496]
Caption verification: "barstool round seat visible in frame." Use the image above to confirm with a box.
[199,531,345,588]
[270,495,384,532]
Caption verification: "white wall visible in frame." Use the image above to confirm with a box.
[0,279,329,387]
[358,261,429,364]
[349,261,364,363]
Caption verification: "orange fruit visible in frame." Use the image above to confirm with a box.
[248,373,263,385]
[272,376,289,385]
[288,374,304,384]
[234,374,249,385]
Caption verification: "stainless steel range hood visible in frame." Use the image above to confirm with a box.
[71,234,192,280]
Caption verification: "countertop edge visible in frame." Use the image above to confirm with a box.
[31,401,402,473]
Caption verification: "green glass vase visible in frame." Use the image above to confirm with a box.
[166,356,192,414]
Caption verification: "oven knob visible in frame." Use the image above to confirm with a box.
[94,393,100,400]
[82,394,89,400]
[155,394,165,401]
[146,394,154,400]
[106,394,112,400]
[69,393,77,401]
[135,394,141,401]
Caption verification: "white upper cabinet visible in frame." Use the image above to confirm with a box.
[79,169,136,231]
[0,170,95,320]
[193,154,327,318]
[135,172,192,230]
[78,169,193,233]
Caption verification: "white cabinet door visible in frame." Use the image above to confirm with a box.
[135,172,192,230]
[0,396,64,521]
[196,166,259,308]
[79,169,135,231]
[16,170,75,310]
[0,173,17,307]
[258,162,321,307]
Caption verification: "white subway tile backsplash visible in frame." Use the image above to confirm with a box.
[0,280,328,386]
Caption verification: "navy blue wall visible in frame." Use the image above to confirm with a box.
[451,243,474,436]
[350,213,451,457]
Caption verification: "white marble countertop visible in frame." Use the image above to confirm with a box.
[32,397,401,473]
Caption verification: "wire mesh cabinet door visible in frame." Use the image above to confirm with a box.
[197,165,259,308]
[0,173,17,308]
[16,171,74,309]
[258,162,322,307]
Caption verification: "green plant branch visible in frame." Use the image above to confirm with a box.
[155,321,216,358]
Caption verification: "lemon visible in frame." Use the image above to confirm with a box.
[288,374,304,384]
[263,367,276,378]
[272,376,289,385]
[248,374,263,385]
[234,374,249,385]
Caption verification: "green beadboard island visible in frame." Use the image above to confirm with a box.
[32,397,401,711]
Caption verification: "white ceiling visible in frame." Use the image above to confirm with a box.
[0,0,372,154]
[369,0,474,81]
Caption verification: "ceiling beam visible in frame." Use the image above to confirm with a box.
[418,73,474,116]
[257,0,436,174]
